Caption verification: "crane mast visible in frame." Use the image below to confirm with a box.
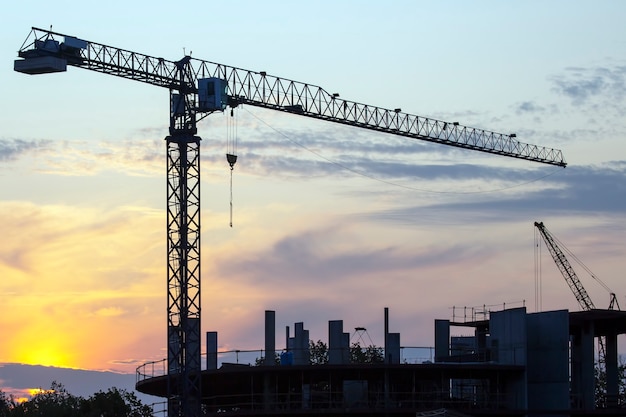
[15,27,567,417]
[165,56,202,417]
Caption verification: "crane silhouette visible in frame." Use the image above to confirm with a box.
[16,27,566,417]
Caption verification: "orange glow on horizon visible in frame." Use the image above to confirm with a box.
[8,388,56,404]
[26,388,54,397]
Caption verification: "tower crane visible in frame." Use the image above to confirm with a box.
[534,221,619,367]
[15,27,566,417]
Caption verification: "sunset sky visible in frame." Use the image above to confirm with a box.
[2,0,626,397]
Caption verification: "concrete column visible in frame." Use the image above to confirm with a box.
[434,320,450,401]
[606,333,619,408]
[293,322,309,365]
[302,328,310,364]
[434,319,450,362]
[264,310,276,366]
[263,312,275,409]
[206,331,218,370]
[387,333,401,364]
[294,322,304,364]
[571,332,582,408]
[572,322,596,410]
[384,307,389,364]
[329,320,344,364]
[342,332,350,363]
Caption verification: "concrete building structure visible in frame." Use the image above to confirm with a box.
[137,306,626,416]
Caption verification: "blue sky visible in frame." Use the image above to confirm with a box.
[1,0,626,401]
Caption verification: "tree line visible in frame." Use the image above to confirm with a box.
[0,381,153,417]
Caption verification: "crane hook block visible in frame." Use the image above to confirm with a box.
[198,77,228,112]
[226,153,237,169]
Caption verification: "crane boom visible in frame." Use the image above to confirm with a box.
[534,221,612,372]
[534,222,595,311]
[16,27,567,167]
[15,26,568,417]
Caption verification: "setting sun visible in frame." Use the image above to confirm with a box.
[16,344,75,369]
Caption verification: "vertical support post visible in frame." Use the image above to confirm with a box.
[265,310,276,365]
[383,307,390,409]
[571,322,596,411]
[384,307,390,363]
[434,319,450,362]
[329,320,344,365]
[263,311,275,410]
[606,332,619,408]
[206,332,218,371]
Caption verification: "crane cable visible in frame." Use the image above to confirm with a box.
[549,230,614,295]
[226,107,238,227]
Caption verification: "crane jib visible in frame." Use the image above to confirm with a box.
[14,27,567,168]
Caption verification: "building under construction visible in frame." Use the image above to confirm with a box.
[136,306,626,417]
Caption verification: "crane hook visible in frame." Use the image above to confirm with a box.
[226,153,237,170]
[226,153,237,228]
[226,106,238,227]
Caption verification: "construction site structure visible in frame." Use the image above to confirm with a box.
[15,27,566,417]
[136,305,626,416]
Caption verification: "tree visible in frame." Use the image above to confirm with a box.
[309,340,385,365]
[0,390,14,417]
[254,352,280,366]
[13,381,81,417]
[595,360,626,408]
[80,387,152,417]
[350,342,384,364]
[309,340,328,365]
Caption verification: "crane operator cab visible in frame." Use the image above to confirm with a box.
[198,77,228,112]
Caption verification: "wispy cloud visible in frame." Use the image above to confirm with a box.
[0,139,51,162]
[38,139,163,177]
[551,64,626,114]
[515,101,546,115]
